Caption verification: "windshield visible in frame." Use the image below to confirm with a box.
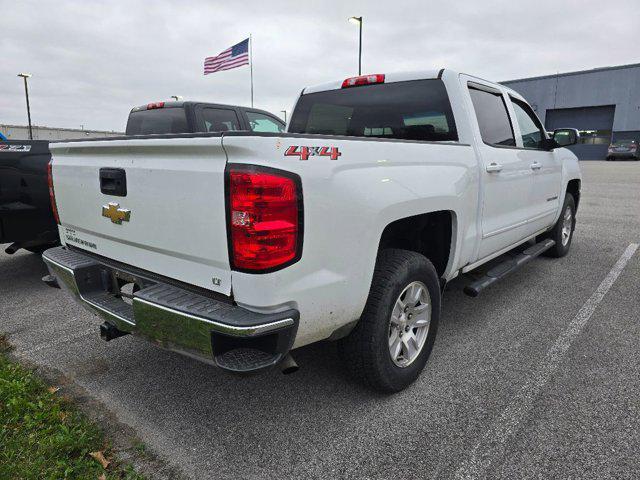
[126,108,189,135]
[289,79,458,142]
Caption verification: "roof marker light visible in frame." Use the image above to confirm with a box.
[147,102,165,109]
[342,74,385,88]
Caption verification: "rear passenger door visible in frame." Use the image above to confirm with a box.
[465,80,535,259]
[507,96,562,233]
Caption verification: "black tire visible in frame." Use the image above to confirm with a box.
[337,249,441,393]
[605,157,612,161]
[541,193,576,258]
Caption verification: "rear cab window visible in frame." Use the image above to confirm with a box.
[125,107,189,135]
[289,79,458,142]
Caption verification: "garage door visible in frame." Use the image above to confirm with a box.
[545,105,615,160]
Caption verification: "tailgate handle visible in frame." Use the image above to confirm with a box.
[100,168,127,197]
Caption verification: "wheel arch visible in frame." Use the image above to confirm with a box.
[377,210,456,279]
[566,178,581,212]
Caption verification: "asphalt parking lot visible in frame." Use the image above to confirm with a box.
[1,161,638,479]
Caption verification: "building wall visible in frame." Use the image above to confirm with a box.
[502,64,640,130]
[0,124,123,141]
[502,64,640,159]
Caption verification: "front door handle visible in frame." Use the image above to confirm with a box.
[486,162,503,173]
[530,162,542,170]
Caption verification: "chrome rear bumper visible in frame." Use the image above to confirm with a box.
[42,247,298,373]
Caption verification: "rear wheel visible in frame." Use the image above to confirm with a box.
[542,193,576,258]
[338,249,440,393]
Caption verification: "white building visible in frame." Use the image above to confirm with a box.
[0,124,123,141]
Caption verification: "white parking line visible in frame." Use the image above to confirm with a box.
[455,242,639,480]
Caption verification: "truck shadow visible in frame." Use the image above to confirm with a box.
[0,251,49,290]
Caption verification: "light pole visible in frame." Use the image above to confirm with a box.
[17,73,33,140]
[281,110,287,124]
[348,16,363,75]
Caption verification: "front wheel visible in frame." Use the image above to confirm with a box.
[338,249,441,393]
[542,193,576,258]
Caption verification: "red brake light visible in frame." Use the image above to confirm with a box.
[228,167,302,271]
[342,74,385,88]
[47,161,60,224]
[147,102,165,109]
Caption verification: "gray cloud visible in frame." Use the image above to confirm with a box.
[2,0,639,131]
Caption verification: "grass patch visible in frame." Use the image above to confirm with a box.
[0,337,144,479]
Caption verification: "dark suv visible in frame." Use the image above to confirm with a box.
[125,101,285,136]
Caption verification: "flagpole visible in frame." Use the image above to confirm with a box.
[249,34,254,107]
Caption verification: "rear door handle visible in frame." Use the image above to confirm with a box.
[530,162,542,170]
[486,162,503,173]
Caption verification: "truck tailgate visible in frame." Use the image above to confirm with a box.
[50,137,232,295]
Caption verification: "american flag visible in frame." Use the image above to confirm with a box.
[204,38,250,75]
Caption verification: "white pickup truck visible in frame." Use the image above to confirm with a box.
[43,69,581,392]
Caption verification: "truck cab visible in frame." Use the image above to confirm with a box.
[125,101,285,136]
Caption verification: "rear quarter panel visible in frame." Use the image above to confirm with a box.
[222,133,479,347]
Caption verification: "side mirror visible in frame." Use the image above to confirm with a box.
[550,128,580,148]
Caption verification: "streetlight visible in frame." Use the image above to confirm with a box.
[348,16,363,75]
[281,110,287,124]
[17,73,33,140]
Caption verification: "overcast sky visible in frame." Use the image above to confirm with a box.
[2,0,639,132]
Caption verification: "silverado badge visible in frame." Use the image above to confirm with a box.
[102,202,131,224]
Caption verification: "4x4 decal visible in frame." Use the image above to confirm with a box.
[285,145,342,161]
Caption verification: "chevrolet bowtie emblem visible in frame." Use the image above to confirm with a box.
[102,202,131,224]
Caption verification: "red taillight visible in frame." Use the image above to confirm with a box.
[47,161,60,224]
[228,167,302,271]
[147,102,165,109]
[342,74,385,88]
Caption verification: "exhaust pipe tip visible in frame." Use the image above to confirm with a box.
[280,353,299,375]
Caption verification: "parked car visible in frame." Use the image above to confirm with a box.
[42,69,581,392]
[0,140,59,254]
[606,139,639,161]
[0,104,284,255]
[125,101,285,135]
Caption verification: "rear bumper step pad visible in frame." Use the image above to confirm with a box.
[42,246,298,373]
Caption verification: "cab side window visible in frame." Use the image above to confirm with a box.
[246,112,285,132]
[201,108,241,132]
[468,85,515,147]
[509,98,546,149]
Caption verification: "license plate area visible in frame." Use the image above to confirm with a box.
[107,269,151,306]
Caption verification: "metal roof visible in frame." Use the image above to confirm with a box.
[502,62,640,85]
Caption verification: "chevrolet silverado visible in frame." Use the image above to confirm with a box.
[43,69,581,392]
